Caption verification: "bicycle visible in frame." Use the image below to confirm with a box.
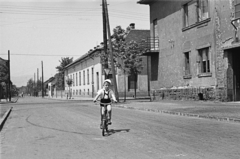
[94,101,116,136]
[100,102,111,136]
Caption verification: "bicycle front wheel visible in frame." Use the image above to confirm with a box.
[102,120,106,136]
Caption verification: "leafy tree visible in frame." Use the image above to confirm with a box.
[99,25,146,99]
[11,85,19,97]
[0,59,9,83]
[55,57,73,90]
[26,78,34,96]
[122,40,144,98]
[66,78,73,99]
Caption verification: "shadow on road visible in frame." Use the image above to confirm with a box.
[107,129,130,136]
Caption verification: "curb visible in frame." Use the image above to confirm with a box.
[0,107,13,131]
[114,105,240,124]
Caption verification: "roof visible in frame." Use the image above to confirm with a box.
[137,0,158,4]
[125,29,150,43]
[64,46,102,70]
[44,77,55,84]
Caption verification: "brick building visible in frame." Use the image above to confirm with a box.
[138,0,240,101]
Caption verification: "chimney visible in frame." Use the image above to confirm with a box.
[130,23,135,29]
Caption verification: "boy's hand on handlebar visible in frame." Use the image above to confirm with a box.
[93,100,97,103]
[114,100,117,103]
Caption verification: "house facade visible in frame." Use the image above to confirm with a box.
[139,0,240,101]
[64,48,103,99]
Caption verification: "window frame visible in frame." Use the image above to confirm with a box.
[197,0,209,22]
[87,69,89,85]
[182,0,210,31]
[197,47,212,77]
[83,70,85,85]
[235,0,240,18]
[184,51,191,77]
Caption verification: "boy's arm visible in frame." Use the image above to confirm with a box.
[110,90,117,102]
[93,90,101,102]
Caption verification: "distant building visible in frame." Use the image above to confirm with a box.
[138,0,240,101]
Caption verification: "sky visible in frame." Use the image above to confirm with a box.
[0,0,149,87]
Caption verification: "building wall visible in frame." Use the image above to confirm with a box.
[64,53,103,98]
[147,0,237,101]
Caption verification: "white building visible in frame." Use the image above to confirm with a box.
[64,47,104,99]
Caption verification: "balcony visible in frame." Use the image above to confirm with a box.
[141,37,159,55]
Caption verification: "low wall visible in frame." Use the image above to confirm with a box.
[150,87,227,102]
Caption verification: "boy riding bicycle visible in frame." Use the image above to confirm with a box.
[93,79,117,129]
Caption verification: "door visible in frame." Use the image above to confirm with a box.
[232,51,240,101]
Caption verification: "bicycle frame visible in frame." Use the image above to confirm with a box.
[100,102,111,136]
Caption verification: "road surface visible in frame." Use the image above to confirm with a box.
[1,97,240,159]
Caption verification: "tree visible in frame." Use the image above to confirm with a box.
[0,58,8,83]
[99,25,146,99]
[122,40,144,98]
[55,57,73,90]
[26,78,34,96]
[66,78,73,99]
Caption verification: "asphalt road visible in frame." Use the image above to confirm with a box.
[1,97,240,159]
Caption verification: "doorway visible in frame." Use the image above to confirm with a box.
[229,48,240,101]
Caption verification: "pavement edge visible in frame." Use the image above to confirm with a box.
[0,107,13,131]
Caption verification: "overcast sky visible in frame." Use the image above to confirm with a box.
[0,0,149,87]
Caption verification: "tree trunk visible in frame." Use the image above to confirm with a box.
[124,69,126,102]
[134,73,137,99]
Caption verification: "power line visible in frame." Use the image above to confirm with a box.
[0,54,80,56]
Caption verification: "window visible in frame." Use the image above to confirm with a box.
[183,0,209,28]
[73,74,75,86]
[198,47,210,73]
[87,69,89,85]
[184,52,191,75]
[183,4,189,27]
[235,0,240,18]
[76,90,78,95]
[96,72,99,91]
[83,71,85,85]
[79,72,81,86]
[76,72,78,86]
[92,67,94,84]
[197,0,209,21]
[153,19,158,37]
[128,74,137,90]
[80,89,81,95]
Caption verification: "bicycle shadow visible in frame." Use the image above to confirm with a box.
[107,129,130,136]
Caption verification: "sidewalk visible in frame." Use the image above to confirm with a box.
[46,95,240,123]
[115,100,240,123]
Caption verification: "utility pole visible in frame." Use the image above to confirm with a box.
[34,73,35,96]
[37,68,39,97]
[8,50,11,102]
[42,61,44,98]
[104,0,119,101]
[102,0,108,79]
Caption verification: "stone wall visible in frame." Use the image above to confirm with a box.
[150,86,227,102]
